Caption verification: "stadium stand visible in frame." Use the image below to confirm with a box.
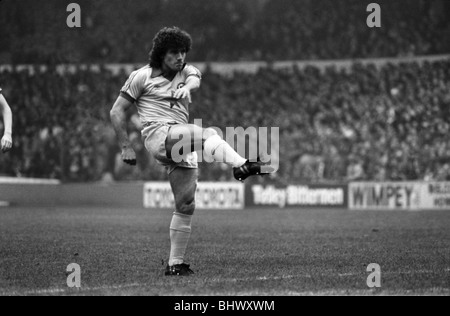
[0,0,449,63]
[1,58,449,183]
[1,0,449,183]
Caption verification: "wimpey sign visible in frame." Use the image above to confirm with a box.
[349,182,450,211]
[349,182,422,210]
[143,182,245,210]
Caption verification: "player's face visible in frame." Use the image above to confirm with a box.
[163,49,186,72]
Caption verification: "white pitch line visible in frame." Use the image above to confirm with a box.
[195,288,450,296]
[255,275,309,281]
[1,269,449,296]
[1,288,67,296]
[0,201,11,207]
[216,269,450,283]
[0,283,145,296]
[338,273,358,277]
[383,270,450,276]
[210,268,450,284]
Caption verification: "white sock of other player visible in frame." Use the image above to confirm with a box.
[169,212,193,266]
[203,134,247,168]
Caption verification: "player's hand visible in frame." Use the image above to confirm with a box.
[121,146,137,166]
[173,87,191,103]
[1,134,12,153]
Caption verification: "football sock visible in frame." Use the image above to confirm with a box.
[203,134,247,168]
[169,212,193,266]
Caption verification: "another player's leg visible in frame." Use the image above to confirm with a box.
[165,167,198,276]
[167,124,270,181]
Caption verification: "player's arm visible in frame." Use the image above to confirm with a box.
[174,70,201,102]
[184,75,201,93]
[0,94,13,153]
[110,95,136,166]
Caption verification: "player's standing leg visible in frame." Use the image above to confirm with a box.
[165,167,198,276]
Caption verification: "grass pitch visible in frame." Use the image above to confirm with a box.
[0,206,449,296]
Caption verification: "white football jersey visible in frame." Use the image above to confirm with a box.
[120,64,202,126]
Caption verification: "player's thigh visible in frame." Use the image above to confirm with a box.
[166,124,200,154]
[166,124,218,155]
[169,167,198,215]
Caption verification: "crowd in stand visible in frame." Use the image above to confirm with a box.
[1,0,449,182]
[1,59,449,183]
[1,0,449,63]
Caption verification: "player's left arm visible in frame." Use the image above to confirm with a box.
[174,66,202,102]
[0,93,13,153]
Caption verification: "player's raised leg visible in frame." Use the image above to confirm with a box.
[166,124,269,181]
[165,167,198,276]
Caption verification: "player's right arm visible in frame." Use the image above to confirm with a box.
[111,68,146,166]
[110,96,137,166]
[0,92,13,153]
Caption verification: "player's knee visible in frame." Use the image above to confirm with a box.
[202,128,219,141]
[176,198,196,216]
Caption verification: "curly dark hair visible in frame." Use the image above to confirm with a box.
[149,27,192,69]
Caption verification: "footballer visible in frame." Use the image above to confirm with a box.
[110,27,272,276]
[0,88,13,153]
